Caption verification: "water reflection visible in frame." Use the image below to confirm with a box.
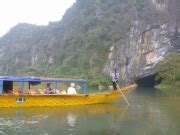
[126,88,180,135]
[0,88,179,135]
[0,130,5,135]
[0,104,124,135]
[66,112,78,135]
[67,113,77,129]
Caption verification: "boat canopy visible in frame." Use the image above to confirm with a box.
[0,76,86,83]
[0,76,87,94]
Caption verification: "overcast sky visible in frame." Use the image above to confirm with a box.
[0,0,75,37]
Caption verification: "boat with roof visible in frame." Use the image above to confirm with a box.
[0,76,136,107]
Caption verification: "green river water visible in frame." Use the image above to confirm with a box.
[0,87,179,135]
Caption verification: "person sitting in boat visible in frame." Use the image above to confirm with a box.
[44,83,53,94]
[67,83,77,94]
[3,89,13,94]
[12,89,21,95]
[61,90,67,94]
[28,89,36,94]
[54,89,60,94]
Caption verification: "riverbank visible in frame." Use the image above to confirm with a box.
[155,81,180,90]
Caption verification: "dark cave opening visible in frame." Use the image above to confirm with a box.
[135,74,162,87]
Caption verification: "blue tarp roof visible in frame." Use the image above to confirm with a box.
[0,76,86,83]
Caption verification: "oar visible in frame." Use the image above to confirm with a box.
[107,66,130,105]
[115,80,130,105]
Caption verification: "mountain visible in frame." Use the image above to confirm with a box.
[0,0,180,87]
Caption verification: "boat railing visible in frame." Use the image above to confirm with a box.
[0,76,88,95]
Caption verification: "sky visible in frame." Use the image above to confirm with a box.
[0,0,76,37]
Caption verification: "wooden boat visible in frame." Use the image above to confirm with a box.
[0,76,136,107]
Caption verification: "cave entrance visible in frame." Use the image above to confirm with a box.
[136,74,162,87]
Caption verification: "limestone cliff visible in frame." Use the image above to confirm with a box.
[105,0,180,85]
[0,0,179,86]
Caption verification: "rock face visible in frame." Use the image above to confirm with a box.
[0,0,179,86]
[105,0,180,85]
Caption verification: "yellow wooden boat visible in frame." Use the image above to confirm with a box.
[0,76,136,107]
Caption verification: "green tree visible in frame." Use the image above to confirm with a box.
[155,53,180,85]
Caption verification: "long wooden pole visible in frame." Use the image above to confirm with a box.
[107,66,130,105]
[115,80,130,105]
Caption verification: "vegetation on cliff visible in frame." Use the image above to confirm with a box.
[0,0,179,88]
[155,53,180,89]
[1,0,129,87]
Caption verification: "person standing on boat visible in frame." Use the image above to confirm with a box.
[67,83,77,94]
[44,83,53,94]
[111,68,119,90]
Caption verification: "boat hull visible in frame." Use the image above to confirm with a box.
[0,85,136,107]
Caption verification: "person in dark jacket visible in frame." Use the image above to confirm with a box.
[44,83,53,94]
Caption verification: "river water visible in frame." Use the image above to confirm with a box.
[0,88,179,135]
